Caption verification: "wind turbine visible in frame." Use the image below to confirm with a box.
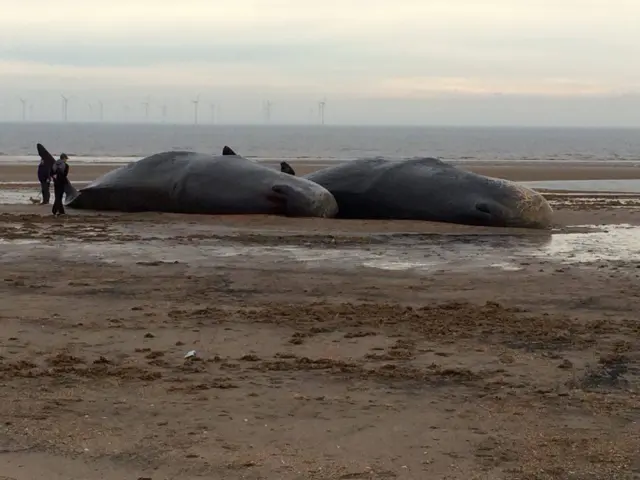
[161,104,167,123]
[192,94,200,125]
[142,97,150,122]
[61,94,69,122]
[318,97,327,125]
[99,101,104,122]
[19,98,27,121]
[263,100,273,123]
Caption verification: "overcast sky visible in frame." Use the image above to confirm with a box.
[1,0,640,126]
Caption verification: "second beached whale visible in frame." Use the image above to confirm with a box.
[222,147,553,229]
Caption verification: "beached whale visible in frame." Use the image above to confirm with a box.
[62,150,338,217]
[303,157,553,229]
[222,147,552,229]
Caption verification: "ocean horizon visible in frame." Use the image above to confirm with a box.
[1,122,640,165]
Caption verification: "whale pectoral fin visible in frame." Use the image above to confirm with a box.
[475,200,509,226]
[475,202,493,215]
[280,162,296,176]
[222,146,237,156]
[266,185,288,209]
[270,185,288,198]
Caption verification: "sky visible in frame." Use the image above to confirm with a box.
[1,0,640,126]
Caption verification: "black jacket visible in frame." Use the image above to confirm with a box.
[37,162,51,183]
[52,160,69,186]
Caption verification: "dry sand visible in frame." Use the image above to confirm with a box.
[0,162,639,479]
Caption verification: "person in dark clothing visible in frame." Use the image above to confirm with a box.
[37,158,51,204]
[51,153,70,216]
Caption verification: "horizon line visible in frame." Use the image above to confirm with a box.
[2,120,640,129]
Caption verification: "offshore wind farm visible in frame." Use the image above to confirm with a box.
[2,93,331,125]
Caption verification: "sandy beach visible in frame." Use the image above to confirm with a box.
[2,161,640,183]
[0,161,639,479]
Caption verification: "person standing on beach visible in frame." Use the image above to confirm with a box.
[37,157,51,204]
[51,153,70,216]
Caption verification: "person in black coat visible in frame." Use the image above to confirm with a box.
[51,153,70,216]
[37,158,51,204]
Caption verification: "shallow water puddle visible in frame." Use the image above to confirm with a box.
[0,189,35,204]
[1,224,638,272]
[536,223,640,264]
[0,186,88,204]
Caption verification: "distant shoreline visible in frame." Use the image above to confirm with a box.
[1,156,639,168]
[1,121,640,129]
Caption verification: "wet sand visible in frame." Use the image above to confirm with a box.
[0,162,639,479]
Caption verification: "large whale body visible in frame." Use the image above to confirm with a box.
[300,157,553,229]
[64,150,338,217]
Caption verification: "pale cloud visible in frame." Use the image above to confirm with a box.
[0,60,327,91]
[1,0,640,124]
[372,77,626,97]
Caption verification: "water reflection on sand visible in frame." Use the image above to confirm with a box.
[1,223,638,273]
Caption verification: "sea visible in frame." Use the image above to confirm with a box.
[1,122,640,165]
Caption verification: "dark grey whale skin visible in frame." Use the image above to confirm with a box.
[302,156,553,229]
[65,151,338,218]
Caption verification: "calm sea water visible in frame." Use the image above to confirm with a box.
[1,122,640,165]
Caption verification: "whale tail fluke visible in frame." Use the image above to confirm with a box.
[36,142,56,170]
